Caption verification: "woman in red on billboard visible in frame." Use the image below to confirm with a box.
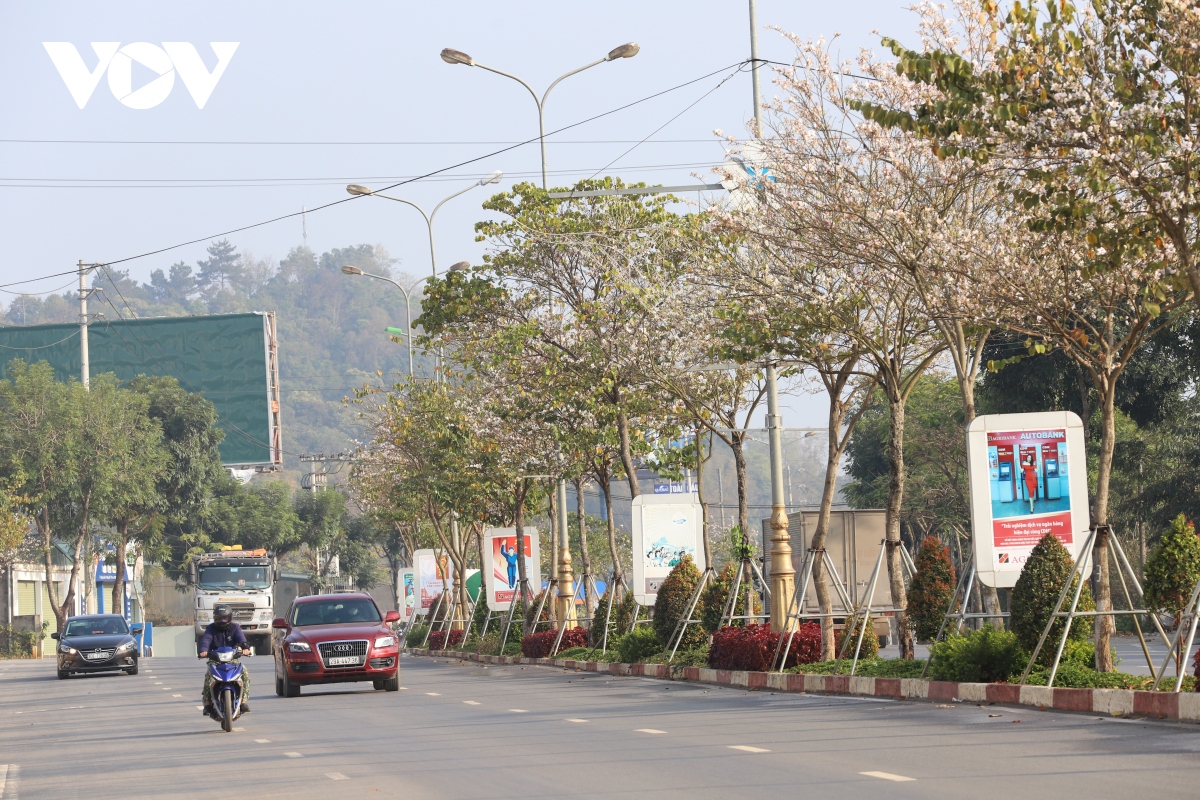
[1020,453,1038,513]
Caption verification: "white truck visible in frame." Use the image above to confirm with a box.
[191,548,277,655]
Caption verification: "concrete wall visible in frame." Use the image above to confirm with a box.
[148,626,197,657]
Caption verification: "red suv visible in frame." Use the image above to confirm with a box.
[272,593,400,697]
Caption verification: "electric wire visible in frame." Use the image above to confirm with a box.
[0,269,82,289]
[0,329,80,349]
[87,60,748,269]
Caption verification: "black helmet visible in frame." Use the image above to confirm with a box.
[213,604,233,632]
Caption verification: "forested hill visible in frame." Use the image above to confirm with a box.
[1,241,435,474]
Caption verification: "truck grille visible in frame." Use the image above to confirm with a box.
[228,603,256,622]
[316,639,368,667]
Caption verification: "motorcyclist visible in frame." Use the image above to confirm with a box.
[198,603,252,716]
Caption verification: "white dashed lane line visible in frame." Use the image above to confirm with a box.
[635,729,666,734]
[861,771,916,782]
[463,701,480,705]
[283,752,303,758]
[326,773,349,781]
[729,746,770,754]
[565,718,588,723]
[171,694,182,698]
[508,709,528,713]
[255,739,271,743]
[425,692,441,696]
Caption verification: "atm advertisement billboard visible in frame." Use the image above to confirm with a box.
[966,412,1089,588]
[631,495,705,605]
[483,527,539,612]
[399,569,416,620]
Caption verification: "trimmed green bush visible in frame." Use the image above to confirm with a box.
[652,555,707,650]
[524,589,554,630]
[616,626,661,664]
[1144,514,1200,621]
[405,624,430,647]
[1010,533,1094,659]
[470,594,490,636]
[907,536,956,641]
[928,625,1027,683]
[835,616,879,660]
[698,563,761,632]
[787,658,925,678]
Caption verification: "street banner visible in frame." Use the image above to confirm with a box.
[483,527,539,612]
[631,495,705,605]
[398,568,416,620]
[413,549,452,614]
[966,411,1090,588]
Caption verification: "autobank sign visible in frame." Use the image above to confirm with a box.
[44,42,239,109]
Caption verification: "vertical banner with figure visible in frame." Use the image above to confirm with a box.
[631,495,705,606]
[413,549,453,614]
[483,527,539,611]
[398,568,416,620]
[966,411,1089,588]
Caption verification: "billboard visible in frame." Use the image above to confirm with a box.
[631,495,705,605]
[483,527,539,612]
[399,568,416,620]
[413,549,453,614]
[966,412,1090,588]
[0,312,282,467]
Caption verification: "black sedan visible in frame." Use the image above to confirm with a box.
[52,615,142,678]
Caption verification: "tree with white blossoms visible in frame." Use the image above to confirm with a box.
[976,229,1191,669]
[722,38,971,658]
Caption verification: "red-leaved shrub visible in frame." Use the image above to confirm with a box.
[522,627,588,658]
[708,623,821,671]
[428,629,465,649]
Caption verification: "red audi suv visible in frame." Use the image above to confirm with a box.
[272,593,400,697]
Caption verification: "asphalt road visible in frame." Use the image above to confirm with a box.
[3,653,1200,799]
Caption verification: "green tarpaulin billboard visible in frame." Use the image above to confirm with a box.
[0,312,281,467]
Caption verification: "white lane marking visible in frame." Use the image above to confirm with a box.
[233,727,245,732]
[425,692,441,696]
[283,752,303,758]
[255,739,271,743]
[0,763,16,799]
[172,694,182,698]
[508,709,528,713]
[0,764,8,796]
[861,771,916,782]
[325,773,349,781]
[154,682,162,685]
[729,745,770,753]
[635,729,666,734]
[566,718,588,723]
[463,701,480,705]
[163,688,171,690]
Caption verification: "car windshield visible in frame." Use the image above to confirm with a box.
[64,617,128,637]
[197,565,270,589]
[292,598,381,627]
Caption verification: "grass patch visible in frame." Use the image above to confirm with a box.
[785,658,926,678]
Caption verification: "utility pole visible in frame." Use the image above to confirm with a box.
[78,260,91,389]
[555,480,576,628]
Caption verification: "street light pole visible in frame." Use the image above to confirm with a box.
[440,43,640,190]
[555,479,576,628]
[78,260,91,389]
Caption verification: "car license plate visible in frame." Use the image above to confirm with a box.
[86,652,108,660]
[328,656,360,666]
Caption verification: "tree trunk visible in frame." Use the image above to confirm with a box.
[513,480,530,632]
[574,476,594,615]
[884,393,914,659]
[730,437,751,547]
[112,523,128,618]
[812,424,844,661]
[695,431,712,568]
[599,475,625,593]
[1093,383,1116,672]
[616,409,640,499]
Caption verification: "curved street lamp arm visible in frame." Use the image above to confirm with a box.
[541,57,607,109]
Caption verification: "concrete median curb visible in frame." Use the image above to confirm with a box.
[408,647,1200,723]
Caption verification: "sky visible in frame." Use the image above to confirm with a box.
[0,0,921,427]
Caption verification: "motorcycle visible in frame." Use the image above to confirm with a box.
[206,646,247,732]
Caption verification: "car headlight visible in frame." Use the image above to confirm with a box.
[287,641,311,652]
[118,641,136,651]
[60,644,77,654]
[259,610,273,619]
[374,636,396,649]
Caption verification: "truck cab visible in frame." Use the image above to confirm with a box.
[193,548,276,655]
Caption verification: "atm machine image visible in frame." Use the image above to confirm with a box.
[988,446,1000,502]
[997,445,1016,503]
[1043,441,1061,500]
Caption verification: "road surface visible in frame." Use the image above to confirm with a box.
[2,652,1199,798]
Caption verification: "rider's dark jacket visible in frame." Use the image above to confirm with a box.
[198,622,248,653]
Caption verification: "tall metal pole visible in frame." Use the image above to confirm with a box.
[766,362,794,631]
[749,0,763,136]
[556,479,576,628]
[78,260,90,389]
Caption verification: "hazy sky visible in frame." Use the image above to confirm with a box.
[0,0,921,426]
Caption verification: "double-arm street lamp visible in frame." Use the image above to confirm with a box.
[439,43,639,189]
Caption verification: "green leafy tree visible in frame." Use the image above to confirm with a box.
[906,536,956,642]
[652,554,705,651]
[1143,514,1200,672]
[1010,533,1094,659]
[698,562,761,632]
